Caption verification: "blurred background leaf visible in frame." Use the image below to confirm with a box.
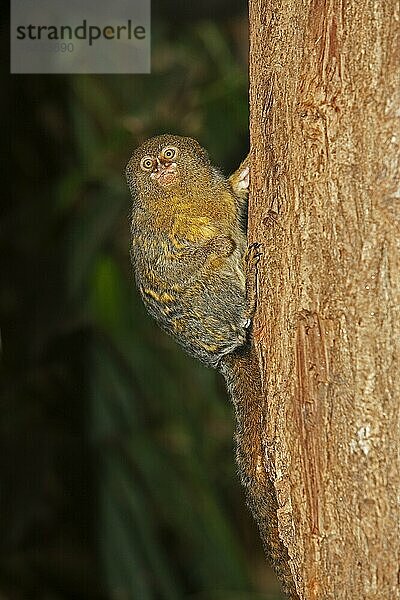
[2,2,285,599]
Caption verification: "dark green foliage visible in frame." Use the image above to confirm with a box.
[3,13,284,600]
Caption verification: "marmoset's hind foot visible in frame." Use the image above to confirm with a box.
[242,242,261,327]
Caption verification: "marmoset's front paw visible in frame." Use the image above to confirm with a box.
[229,156,250,198]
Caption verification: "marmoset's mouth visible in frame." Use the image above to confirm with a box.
[151,163,179,187]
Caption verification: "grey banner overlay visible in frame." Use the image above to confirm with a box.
[11,0,150,74]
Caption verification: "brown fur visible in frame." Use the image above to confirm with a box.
[126,134,249,368]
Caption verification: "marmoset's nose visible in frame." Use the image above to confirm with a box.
[153,157,163,172]
[157,155,172,168]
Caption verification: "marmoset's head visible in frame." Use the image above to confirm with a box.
[125,134,212,199]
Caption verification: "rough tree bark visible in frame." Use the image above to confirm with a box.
[245,0,400,598]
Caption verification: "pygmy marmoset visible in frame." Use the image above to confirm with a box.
[125,133,259,369]
[125,134,297,600]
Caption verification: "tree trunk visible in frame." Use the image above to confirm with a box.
[246,0,400,598]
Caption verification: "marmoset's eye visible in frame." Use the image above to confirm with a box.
[140,156,154,171]
[162,147,178,161]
